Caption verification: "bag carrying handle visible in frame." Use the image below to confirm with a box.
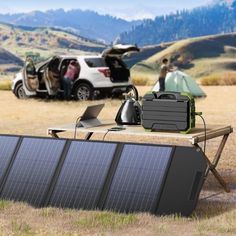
[126,85,139,101]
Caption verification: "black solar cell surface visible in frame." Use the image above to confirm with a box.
[0,135,19,182]
[1,137,66,206]
[49,141,117,209]
[104,144,173,213]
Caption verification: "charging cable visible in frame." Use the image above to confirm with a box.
[195,112,207,154]
[102,130,110,141]
[102,127,126,141]
[74,116,81,139]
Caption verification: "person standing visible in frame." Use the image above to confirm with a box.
[63,60,79,99]
[158,58,174,92]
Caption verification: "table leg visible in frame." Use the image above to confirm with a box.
[48,130,60,138]
[84,132,94,140]
[194,140,230,193]
[211,134,229,170]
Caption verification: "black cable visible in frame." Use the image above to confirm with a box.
[102,127,126,141]
[199,191,224,201]
[102,129,110,141]
[74,116,81,139]
[196,113,207,154]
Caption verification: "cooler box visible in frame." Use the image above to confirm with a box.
[142,92,195,133]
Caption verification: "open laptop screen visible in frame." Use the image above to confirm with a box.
[77,104,104,128]
[80,104,104,121]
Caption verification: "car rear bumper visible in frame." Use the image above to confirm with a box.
[96,85,132,94]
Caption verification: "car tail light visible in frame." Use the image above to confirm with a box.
[98,68,111,77]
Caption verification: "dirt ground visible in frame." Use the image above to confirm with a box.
[0,86,236,235]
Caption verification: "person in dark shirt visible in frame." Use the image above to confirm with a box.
[63,60,79,99]
[158,58,175,91]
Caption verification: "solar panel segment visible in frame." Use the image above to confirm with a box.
[49,141,117,209]
[104,144,173,213]
[0,137,66,206]
[0,135,19,183]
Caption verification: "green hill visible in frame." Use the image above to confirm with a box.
[131,33,236,85]
[0,23,106,60]
[0,47,23,74]
[0,47,23,65]
[123,42,172,68]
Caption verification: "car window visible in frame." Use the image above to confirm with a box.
[84,58,106,67]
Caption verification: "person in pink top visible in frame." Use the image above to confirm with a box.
[63,60,79,99]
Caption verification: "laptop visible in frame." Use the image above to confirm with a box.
[77,104,105,128]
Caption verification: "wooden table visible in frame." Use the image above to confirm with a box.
[47,121,233,192]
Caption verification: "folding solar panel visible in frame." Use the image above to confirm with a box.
[49,141,117,209]
[0,134,207,216]
[103,144,173,213]
[0,137,66,206]
[0,135,20,184]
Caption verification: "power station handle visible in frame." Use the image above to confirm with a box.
[153,92,179,100]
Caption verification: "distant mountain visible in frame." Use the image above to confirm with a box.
[118,1,236,46]
[0,9,142,43]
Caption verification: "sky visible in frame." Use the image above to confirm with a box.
[0,0,215,20]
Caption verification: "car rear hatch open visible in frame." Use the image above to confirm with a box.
[102,44,140,83]
[101,44,140,57]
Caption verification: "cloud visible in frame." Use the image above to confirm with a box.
[0,3,16,13]
[92,1,212,21]
[0,0,213,20]
[97,5,174,21]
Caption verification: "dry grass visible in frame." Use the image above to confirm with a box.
[131,70,157,86]
[201,72,236,86]
[131,76,156,86]
[0,86,236,235]
[0,201,236,235]
[0,79,12,90]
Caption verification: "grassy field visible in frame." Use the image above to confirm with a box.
[0,86,236,235]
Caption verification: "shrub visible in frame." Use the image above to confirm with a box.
[25,51,42,63]
[132,76,155,86]
[201,75,221,85]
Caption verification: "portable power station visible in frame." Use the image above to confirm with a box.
[142,91,195,133]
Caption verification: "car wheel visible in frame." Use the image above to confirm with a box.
[15,83,27,99]
[74,83,93,101]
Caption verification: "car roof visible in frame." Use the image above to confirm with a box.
[59,55,102,59]
[34,55,104,69]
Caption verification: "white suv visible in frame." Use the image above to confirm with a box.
[12,45,139,100]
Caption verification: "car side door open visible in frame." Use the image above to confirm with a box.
[43,57,61,95]
[23,62,39,92]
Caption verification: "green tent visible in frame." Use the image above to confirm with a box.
[153,70,206,97]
